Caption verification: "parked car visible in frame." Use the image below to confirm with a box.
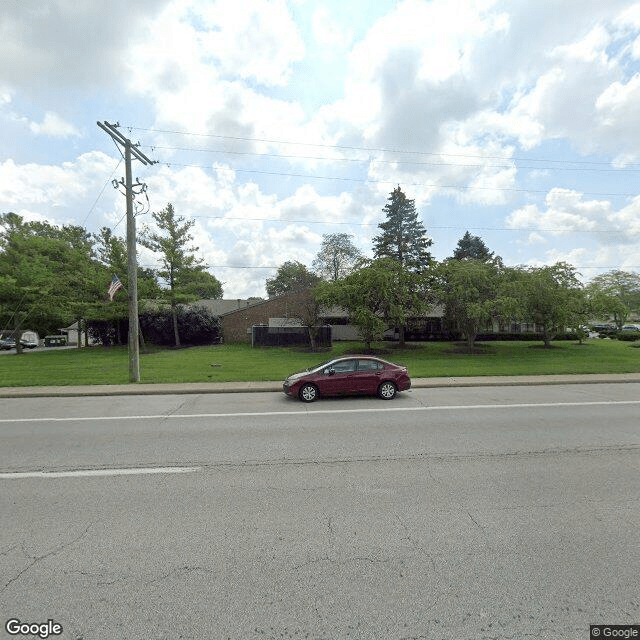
[283,355,411,402]
[20,338,38,348]
[591,323,616,334]
[0,337,16,350]
[621,324,640,332]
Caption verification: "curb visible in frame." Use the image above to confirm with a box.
[1,374,639,398]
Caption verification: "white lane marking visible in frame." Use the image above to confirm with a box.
[0,466,200,479]
[0,400,639,424]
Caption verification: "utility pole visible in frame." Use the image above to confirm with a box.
[97,121,156,382]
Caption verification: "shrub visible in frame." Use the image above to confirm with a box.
[87,319,127,346]
[616,331,640,342]
[139,306,221,346]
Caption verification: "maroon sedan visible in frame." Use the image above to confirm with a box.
[283,355,411,402]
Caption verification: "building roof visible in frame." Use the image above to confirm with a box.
[192,298,266,316]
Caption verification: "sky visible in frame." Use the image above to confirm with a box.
[2,0,640,299]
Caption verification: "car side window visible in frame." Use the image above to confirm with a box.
[357,359,382,371]
[332,360,357,373]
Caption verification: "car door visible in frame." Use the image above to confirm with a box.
[354,359,383,393]
[319,359,358,395]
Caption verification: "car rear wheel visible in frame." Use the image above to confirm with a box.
[299,383,319,402]
[377,381,397,400]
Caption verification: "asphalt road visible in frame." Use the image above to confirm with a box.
[1,384,639,640]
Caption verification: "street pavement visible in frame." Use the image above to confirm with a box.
[1,384,639,639]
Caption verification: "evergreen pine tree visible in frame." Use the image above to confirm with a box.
[451,231,500,264]
[372,186,432,271]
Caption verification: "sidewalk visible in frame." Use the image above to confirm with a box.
[1,373,639,398]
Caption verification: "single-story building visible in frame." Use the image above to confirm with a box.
[216,290,316,344]
[211,290,445,344]
[197,290,548,345]
[62,321,98,346]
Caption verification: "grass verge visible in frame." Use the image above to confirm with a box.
[0,339,638,387]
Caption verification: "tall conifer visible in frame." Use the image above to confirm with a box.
[372,186,432,271]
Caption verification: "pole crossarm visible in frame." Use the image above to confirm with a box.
[97,121,157,166]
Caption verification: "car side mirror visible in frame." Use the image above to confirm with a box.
[325,368,335,376]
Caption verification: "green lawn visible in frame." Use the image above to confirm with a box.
[0,339,638,387]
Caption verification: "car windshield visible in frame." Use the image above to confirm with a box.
[308,359,336,372]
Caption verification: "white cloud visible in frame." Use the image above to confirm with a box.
[507,188,612,235]
[126,0,306,139]
[195,0,305,86]
[0,152,117,208]
[3,0,640,297]
[504,189,640,276]
[0,87,11,106]
[29,112,81,138]
[0,0,166,90]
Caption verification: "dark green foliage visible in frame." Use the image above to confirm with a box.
[372,186,432,272]
[139,203,223,347]
[451,231,501,264]
[616,331,640,341]
[87,319,127,347]
[503,262,585,348]
[266,261,320,298]
[586,270,640,330]
[139,306,220,346]
[434,259,512,351]
[315,258,427,350]
[0,212,106,348]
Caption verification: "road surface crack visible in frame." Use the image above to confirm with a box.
[395,514,437,572]
[147,565,216,585]
[2,523,93,594]
[466,510,486,533]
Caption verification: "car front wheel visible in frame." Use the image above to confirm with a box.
[377,381,397,400]
[299,383,319,402]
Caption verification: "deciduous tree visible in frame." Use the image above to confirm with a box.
[586,270,640,329]
[315,258,427,350]
[0,213,101,351]
[435,259,513,351]
[140,203,222,347]
[506,263,584,348]
[266,261,320,298]
[312,233,363,281]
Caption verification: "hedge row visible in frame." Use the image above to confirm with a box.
[88,307,221,347]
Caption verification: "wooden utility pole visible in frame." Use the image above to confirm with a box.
[97,121,155,382]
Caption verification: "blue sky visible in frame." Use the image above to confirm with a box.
[2,0,640,297]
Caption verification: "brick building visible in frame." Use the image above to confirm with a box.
[219,289,317,343]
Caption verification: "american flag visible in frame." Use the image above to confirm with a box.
[108,274,123,300]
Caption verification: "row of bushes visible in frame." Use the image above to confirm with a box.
[615,331,640,341]
[87,308,639,348]
[88,307,221,347]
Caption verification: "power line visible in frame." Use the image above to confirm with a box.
[81,158,123,227]
[126,125,640,168]
[190,214,633,235]
[150,161,638,198]
[140,143,640,174]
[137,262,640,271]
